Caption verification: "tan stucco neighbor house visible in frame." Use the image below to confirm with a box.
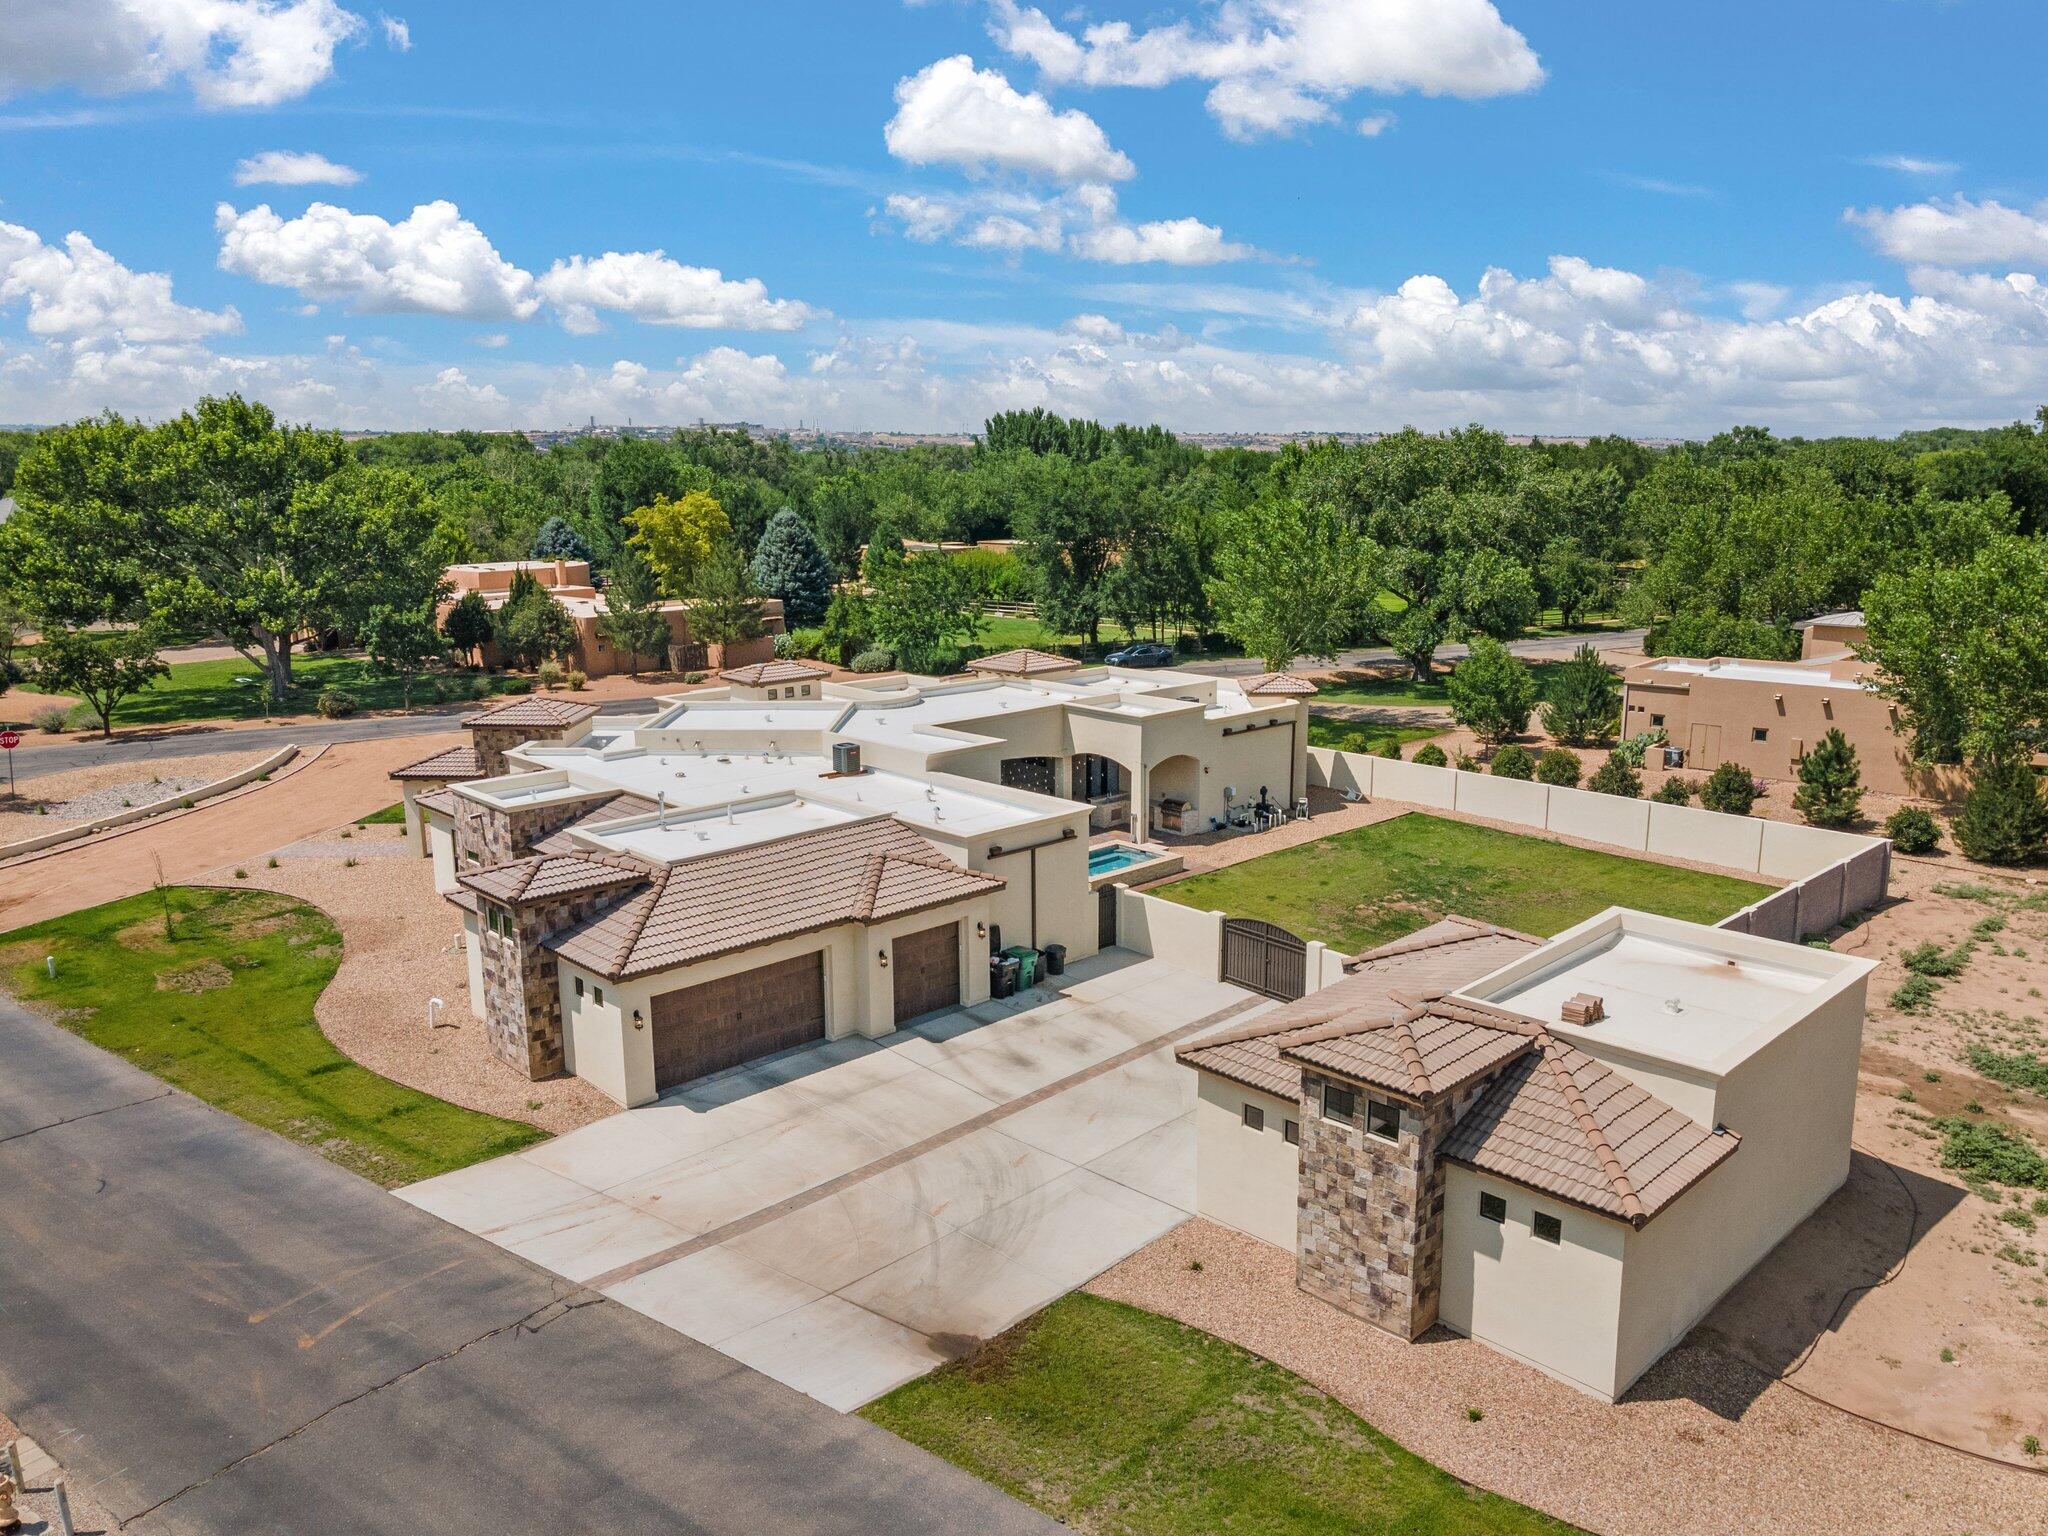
[389,651,1309,1107]
[1180,908,1874,1400]
[442,558,782,678]
[1619,610,1955,796]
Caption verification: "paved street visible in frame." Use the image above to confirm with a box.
[1185,628,1648,677]
[0,998,1058,1535]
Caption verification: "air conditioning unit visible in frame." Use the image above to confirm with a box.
[831,741,862,776]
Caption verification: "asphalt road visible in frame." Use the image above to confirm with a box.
[1184,628,1648,677]
[0,999,1057,1536]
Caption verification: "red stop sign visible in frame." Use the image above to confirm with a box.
[0,731,19,751]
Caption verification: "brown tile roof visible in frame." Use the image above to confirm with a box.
[546,818,1005,980]
[1178,919,1540,1099]
[1280,995,1540,1101]
[720,659,833,686]
[459,852,651,907]
[417,786,461,817]
[530,793,662,855]
[964,647,1080,677]
[1237,671,1318,697]
[460,695,603,729]
[1441,1040,1740,1225]
[390,745,485,781]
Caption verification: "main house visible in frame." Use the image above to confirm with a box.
[443,557,783,678]
[1180,908,1873,1401]
[1619,610,1954,796]
[390,650,1310,1107]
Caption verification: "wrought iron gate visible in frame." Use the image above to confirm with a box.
[1220,917,1307,1000]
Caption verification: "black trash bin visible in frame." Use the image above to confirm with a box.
[990,955,1021,998]
[1041,943,1067,977]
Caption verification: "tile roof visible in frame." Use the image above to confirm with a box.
[1178,919,1540,1099]
[389,744,485,781]
[1237,671,1318,697]
[546,818,1004,980]
[1280,995,1540,1101]
[416,786,461,817]
[460,696,603,729]
[964,647,1080,677]
[1440,1039,1740,1225]
[529,792,662,855]
[720,659,833,686]
[459,852,651,906]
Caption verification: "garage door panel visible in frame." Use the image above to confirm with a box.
[652,952,826,1091]
[892,922,960,1025]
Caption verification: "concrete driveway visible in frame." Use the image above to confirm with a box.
[402,952,1265,1409]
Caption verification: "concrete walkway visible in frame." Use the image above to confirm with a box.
[0,996,1060,1535]
[403,954,1266,1411]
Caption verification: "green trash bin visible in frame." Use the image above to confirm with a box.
[1000,944,1040,990]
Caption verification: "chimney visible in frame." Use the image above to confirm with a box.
[1561,993,1605,1026]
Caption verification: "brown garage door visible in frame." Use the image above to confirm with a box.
[892,922,960,1024]
[651,952,826,1091]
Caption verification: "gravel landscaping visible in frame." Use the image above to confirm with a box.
[0,749,270,843]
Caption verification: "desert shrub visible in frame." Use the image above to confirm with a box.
[1535,747,1582,788]
[1884,806,1943,854]
[33,705,69,733]
[1890,973,1938,1012]
[535,659,566,691]
[1965,1045,2048,1097]
[1454,751,1481,773]
[1587,755,1642,798]
[1376,737,1404,760]
[564,669,587,691]
[1652,777,1693,804]
[1935,1117,2048,1188]
[1412,742,1449,768]
[315,687,356,719]
[1953,757,2048,866]
[851,647,896,673]
[1901,939,1972,977]
[1490,744,1535,780]
[501,678,533,695]
[1698,761,1759,816]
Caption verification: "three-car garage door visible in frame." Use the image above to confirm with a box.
[891,923,961,1024]
[650,951,826,1091]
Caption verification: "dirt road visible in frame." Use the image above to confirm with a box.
[0,733,461,933]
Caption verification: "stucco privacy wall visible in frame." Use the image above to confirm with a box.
[1304,748,1891,937]
[1194,1076,1303,1249]
[1115,886,1223,980]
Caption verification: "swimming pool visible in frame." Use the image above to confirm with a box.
[1088,842,1160,875]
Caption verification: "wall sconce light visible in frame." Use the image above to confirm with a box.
[975,920,987,939]
[878,949,890,968]
[631,1009,645,1031]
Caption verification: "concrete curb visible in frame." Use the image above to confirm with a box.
[0,744,313,866]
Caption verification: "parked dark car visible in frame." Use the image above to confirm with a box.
[1105,641,1174,667]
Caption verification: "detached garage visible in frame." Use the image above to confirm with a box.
[537,818,1006,1106]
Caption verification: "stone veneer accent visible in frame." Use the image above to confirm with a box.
[472,721,578,777]
[453,793,599,871]
[478,885,636,1078]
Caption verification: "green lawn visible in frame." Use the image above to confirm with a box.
[1306,718,1443,756]
[1156,812,1769,951]
[81,653,526,728]
[0,886,545,1185]
[862,1294,1578,1536]
[356,801,409,825]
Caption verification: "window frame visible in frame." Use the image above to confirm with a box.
[1532,1210,1563,1244]
[1365,1097,1402,1143]
[1283,1118,1300,1146]
[1241,1102,1265,1133]
[1320,1082,1357,1127]
[1478,1191,1507,1224]
[1751,726,1769,742]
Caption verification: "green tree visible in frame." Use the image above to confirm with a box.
[1698,761,1758,816]
[1537,536,1614,628]
[749,507,834,626]
[627,491,732,597]
[1536,747,1582,788]
[442,590,495,668]
[1540,645,1621,745]
[495,574,577,668]
[686,547,767,655]
[588,437,684,554]
[862,536,982,672]
[1952,755,2048,865]
[1587,755,1642,798]
[34,626,169,735]
[1491,744,1535,779]
[1445,638,1537,746]
[1209,495,1376,668]
[360,598,445,707]
[599,549,671,676]
[1793,727,1864,828]
[531,515,591,562]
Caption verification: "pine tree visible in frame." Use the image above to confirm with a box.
[1953,756,2048,865]
[1539,644,1620,745]
[748,507,834,627]
[442,590,495,668]
[532,515,592,562]
[1793,727,1864,828]
[599,548,671,677]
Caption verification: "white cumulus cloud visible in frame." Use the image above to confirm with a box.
[0,218,241,344]
[1071,214,1250,266]
[1847,196,2048,268]
[0,0,367,109]
[885,54,1135,182]
[214,199,541,320]
[234,149,363,186]
[379,13,410,50]
[537,250,817,333]
[986,0,1542,140]
[882,182,1254,265]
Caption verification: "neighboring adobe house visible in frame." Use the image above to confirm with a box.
[391,650,1309,1104]
[1180,908,1874,1401]
[442,558,782,678]
[1619,611,1960,796]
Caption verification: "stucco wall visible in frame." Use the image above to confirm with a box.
[1546,784,1651,849]
[1193,1075,1302,1250]
[561,973,631,1104]
[1116,887,1223,980]
[1646,800,1764,868]
[427,819,457,894]
[1452,770,1551,826]
[1440,1165,1630,1399]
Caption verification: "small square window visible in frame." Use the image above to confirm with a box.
[1284,1119,1300,1146]
[1532,1211,1562,1244]
[1751,727,1769,742]
[1242,1102,1265,1132]
[1366,1098,1401,1142]
[1321,1084,1356,1126]
[1649,713,1665,728]
[1479,1191,1507,1224]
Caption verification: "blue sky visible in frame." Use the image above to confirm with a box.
[2,0,2045,435]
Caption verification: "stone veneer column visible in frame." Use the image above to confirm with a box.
[1295,1070,1454,1340]
[477,885,630,1079]
[471,722,571,777]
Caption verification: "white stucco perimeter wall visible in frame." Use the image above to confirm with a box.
[1193,1076,1303,1249]
[1116,886,1223,980]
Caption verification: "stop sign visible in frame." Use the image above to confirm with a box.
[0,731,18,751]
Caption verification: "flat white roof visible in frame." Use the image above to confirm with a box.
[594,795,865,861]
[1645,657,1870,690]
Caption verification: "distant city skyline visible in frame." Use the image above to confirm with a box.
[2,0,2044,437]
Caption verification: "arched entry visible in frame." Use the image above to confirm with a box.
[1149,753,1202,835]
